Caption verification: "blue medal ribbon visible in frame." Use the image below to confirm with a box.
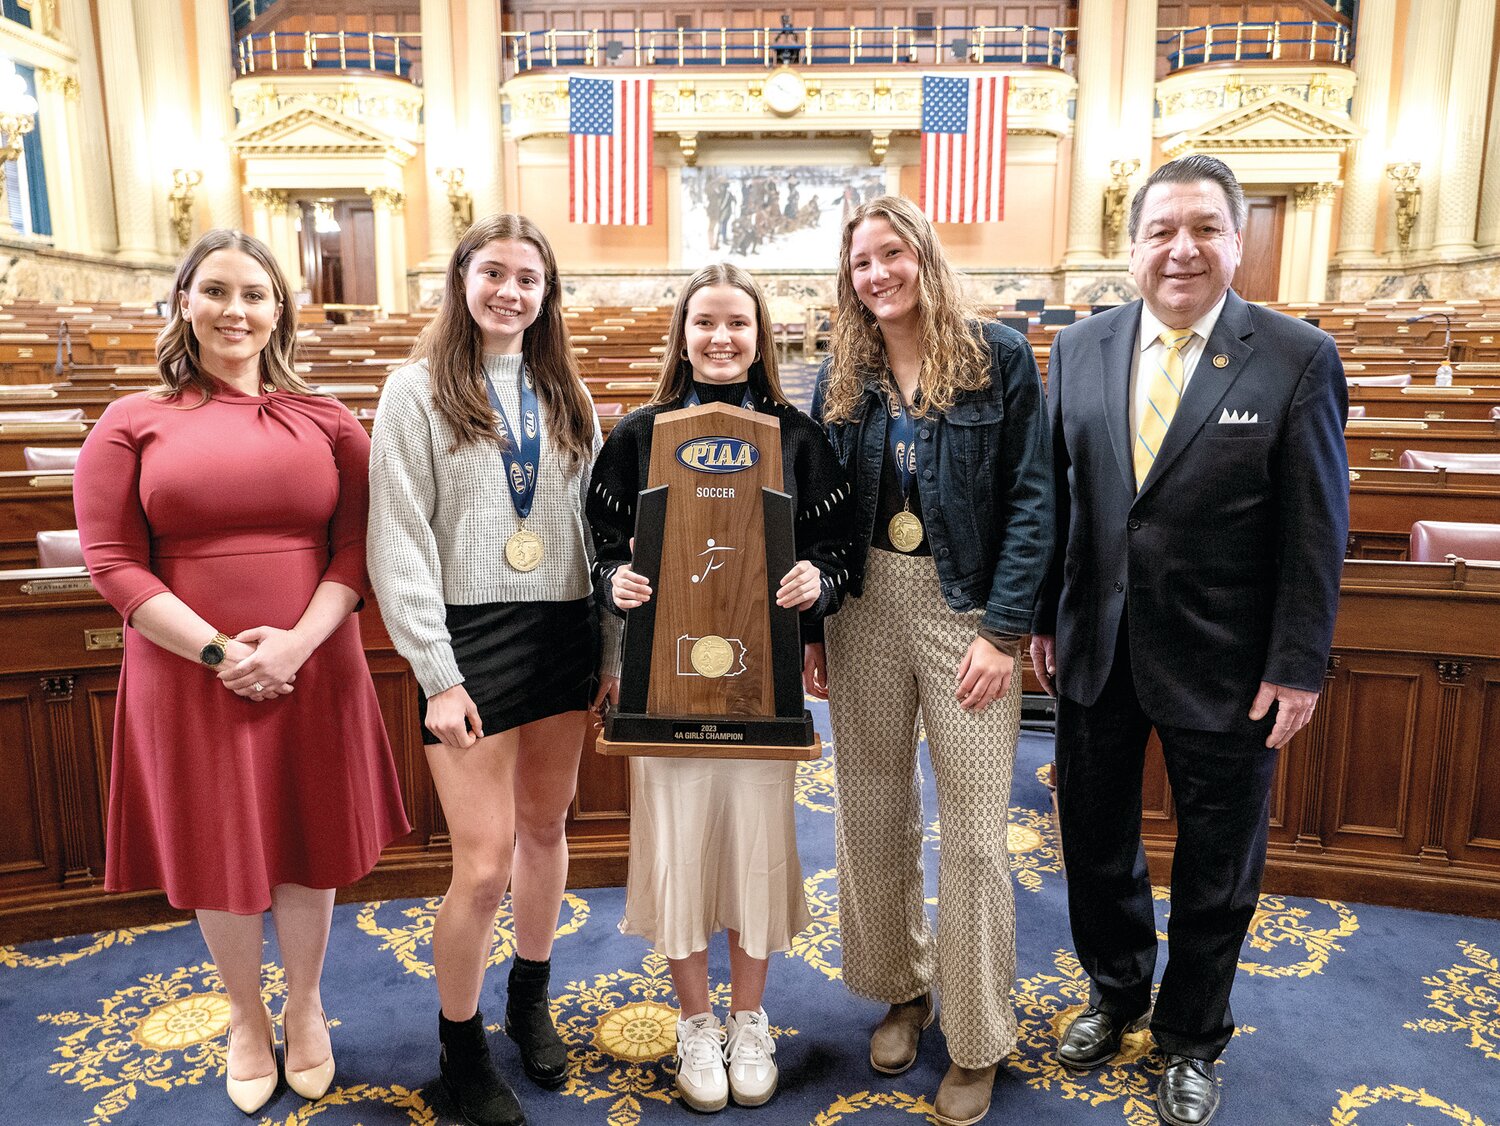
[483,364,540,520]
[886,388,918,505]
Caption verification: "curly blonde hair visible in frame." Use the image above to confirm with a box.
[153,229,310,405]
[821,195,989,423]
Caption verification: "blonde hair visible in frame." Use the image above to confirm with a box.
[413,213,594,470]
[822,195,989,423]
[154,229,309,404]
[649,262,791,409]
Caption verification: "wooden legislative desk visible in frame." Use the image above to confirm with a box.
[0,570,629,943]
[1140,559,1500,917]
[1346,467,1500,559]
[5,559,1499,941]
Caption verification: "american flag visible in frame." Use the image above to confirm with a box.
[920,75,1008,224]
[569,76,654,226]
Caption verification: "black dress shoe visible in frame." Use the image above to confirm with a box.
[1156,1055,1220,1126]
[1057,1005,1151,1070]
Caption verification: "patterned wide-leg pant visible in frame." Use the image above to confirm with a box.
[825,548,1022,1068]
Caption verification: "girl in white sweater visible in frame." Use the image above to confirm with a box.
[368,214,613,1126]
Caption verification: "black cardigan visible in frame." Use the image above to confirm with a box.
[587,386,852,639]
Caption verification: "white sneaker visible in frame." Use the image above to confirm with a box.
[675,1012,728,1112]
[725,1008,778,1106]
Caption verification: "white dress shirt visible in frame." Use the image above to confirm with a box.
[1129,293,1229,444]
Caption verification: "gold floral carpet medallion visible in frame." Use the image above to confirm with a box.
[1009,949,1255,1126]
[552,951,798,1126]
[0,922,189,969]
[790,866,844,981]
[1404,941,1500,1063]
[38,961,287,1126]
[808,1089,938,1122]
[259,1083,437,1124]
[1150,888,1359,978]
[1332,1083,1492,1125]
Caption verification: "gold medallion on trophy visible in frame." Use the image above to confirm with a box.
[505,528,545,572]
[888,508,925,553]
[690,634,736,679]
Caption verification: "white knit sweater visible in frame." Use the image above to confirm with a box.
[368,354,618,696]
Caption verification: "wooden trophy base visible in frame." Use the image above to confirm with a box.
[596,710,821,760]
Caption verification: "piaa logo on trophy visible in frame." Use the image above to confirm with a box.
[675,436,760,474]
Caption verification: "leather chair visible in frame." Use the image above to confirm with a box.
[36,529,85,568]
[594,402,625,417]
[1347,405,1366,418]
[1346,374,1412,387]
[22,446,81,471]
[0,407,86,421]
[1399,450,1500,472]
[1409,521,1500,562]
[1491,405,1500,420]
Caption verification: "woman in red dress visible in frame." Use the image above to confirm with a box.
[74,230,410,1116]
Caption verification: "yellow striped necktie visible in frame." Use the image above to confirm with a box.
[1134,327,1195,489]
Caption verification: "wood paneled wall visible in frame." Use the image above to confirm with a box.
[1155,2,1351,30]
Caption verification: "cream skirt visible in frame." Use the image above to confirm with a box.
[620,755,811,961]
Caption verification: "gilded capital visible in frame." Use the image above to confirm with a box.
[367,187,406,212]
[38,69,81,101]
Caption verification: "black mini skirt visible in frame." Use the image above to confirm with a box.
[418,597,600,745]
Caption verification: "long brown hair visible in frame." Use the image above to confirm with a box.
[412,214,594,469]
[822,195,989,423]
[153,229,309,404]
[648,262,791,409]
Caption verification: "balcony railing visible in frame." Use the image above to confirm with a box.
[235,30,421,79]
[1159,21,1351,72]
[499,24,1073,75]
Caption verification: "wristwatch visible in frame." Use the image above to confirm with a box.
[200,631,231,667]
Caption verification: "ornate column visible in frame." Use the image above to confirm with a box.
[1394,0,1459,253]
[35,70,82,253]
[1305,183,1337,301]
[1282,187,1318,300]
[246,187,276,252]
[1335,0,1397,262]
[57,0,115,253]
[1431,0,1495,256]
[263,192,300,290]
[368,188,408,312]
[1112,0,1157,254]
[193,0,243,231]
[1422,659,1471,864]
[132,0,193,256]
[1062,0,1113,266]
[463,1,504,216]
[1481,78,1500,247]
[94,0,159,258]
[420,0,459,264]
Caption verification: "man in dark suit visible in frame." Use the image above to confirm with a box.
[1030,154,1348,1126]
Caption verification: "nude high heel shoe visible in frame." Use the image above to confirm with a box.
[283,1008,335,1101]
[225,1006,279,1115]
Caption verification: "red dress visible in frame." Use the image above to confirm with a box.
[74,384,411,914]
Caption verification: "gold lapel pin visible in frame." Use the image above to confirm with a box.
[1212,354,1230,368]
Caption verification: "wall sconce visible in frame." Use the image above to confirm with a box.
[1386,161,1421,253]
[1103,158,1140,256]
[168,168,202,249]
[435,167,473,239]
[0,58,37,228]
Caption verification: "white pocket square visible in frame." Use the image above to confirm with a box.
[1218,408,1259,424]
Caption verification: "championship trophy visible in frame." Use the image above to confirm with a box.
[595,401,820,760]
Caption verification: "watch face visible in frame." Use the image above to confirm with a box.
[200,642,226,667]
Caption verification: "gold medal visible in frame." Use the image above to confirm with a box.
[888,508,925,552]
[505,528,544,572]
[690,634,735,679]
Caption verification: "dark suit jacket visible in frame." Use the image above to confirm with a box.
[1033,292,1349,733]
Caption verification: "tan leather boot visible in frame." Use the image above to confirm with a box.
[933,1061,999,1126]
[868,993,934,1075]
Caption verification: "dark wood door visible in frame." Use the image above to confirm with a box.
[1233,194,1284,302]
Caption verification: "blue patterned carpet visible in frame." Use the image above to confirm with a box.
[3,702,1499,1125]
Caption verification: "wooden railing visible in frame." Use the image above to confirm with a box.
[235,30,421,79]
[1159,20,1351,71]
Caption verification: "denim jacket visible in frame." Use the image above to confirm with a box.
[812,320,1054,637]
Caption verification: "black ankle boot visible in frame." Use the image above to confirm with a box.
[505,957,567,1088]
[439,1011,526,1126]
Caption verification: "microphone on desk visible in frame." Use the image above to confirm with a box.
[1406,312,1454,386]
